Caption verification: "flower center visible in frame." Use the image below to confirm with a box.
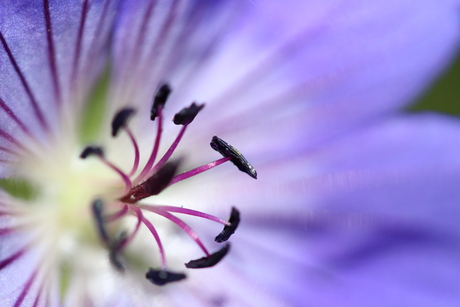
[77,83,256,285]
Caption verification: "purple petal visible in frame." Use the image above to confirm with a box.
[0,232,44,306]
[1,1,460,306]
[236,216,460,307]
[0,0,118,146]
[307,114,460,226]
[247,115,460,305]
[110,0,460,158]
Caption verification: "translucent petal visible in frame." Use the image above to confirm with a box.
[0,0,118,151]
[110,0,460,157]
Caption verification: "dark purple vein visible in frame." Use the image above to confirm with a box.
[32,283,43,307]
[82,0,111,87]
[32,264,51,307]
[0,145,18,155]
[132,0,179,93]
[14,269,39,307]
[0,129,28,152]
[144,0,179,68]
[71,0,90,84]
[0,246,28,270]
[154,1,206,81]
[43,0,62,105]
[176,3,237,93]
[130,0,157,64]
[0,227,17,235]
[0,97,32,136]
[0,32,49,132]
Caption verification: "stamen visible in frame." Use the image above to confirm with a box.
[146,268,186,286]
[91,199,109,243]
[109,231,128,271]
[111,108,135,137]
[125,127,140,177]
[185,244,230,269]
[215,207,240,243]
[141,206,211,256]
[109,250,125,271]
[168,156,231,186]
[80,146,132,194]
[78,82,256,285]
[110,108,140,176]
[173,103,205,125]
[148,124,187,177]
[210,136,257,179]
[79,146,104,159]
[120,159,180,203]
[135,103,163,183]
[150,83,171,120]
[140,204,229,226]
[115,206,142,252]
[146,103,205,176]
[131,206,167,268]
[104,204,128,222]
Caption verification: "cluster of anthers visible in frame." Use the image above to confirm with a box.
[80,84,257,286]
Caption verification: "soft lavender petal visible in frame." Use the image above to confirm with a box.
[0,0,118,147]
[178,113,460,305]
[235,217,460,307]
[160,114,460,216]
[1,1,460,306]
[0,232,45,306]
[111,0,460,160]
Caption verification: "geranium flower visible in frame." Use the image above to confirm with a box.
[1,0,460,306]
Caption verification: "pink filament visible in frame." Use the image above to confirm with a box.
[116,206,143,251]
[147,124,188,177]
[126,127,140,177]
[99,156,132,194]
[141,206,210,256]
[169,156,231,186]
[140,204,229,226]
[134,107,163,184]
[131,205,167,268]
[104,204,129,222]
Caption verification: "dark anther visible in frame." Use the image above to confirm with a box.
[91,199,109,243]
[210,136,257,179]
[80,146,104,159]
[215,207,240,243]
[146,268,187,286]
[151,83,171,120]
[185,244,230,269]
[109,231,128,272]
[173,103,205,125]
[111,108,135,137]
[120,159,181,203]
[112,230,129,251]
[109,249,125,272]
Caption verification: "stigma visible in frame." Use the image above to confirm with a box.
[80,83,254,286]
